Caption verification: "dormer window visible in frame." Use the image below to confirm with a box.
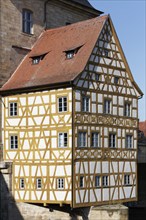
[32,57,40,64]
[31,53,47,65]
[66,50,75,59]
[65,45,83,60]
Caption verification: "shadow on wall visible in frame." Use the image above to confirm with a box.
[0,172,24,220]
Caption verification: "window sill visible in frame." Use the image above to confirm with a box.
[21,32,34,37]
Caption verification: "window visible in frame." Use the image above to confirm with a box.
[10,135,18,149]
[80,176,84,188]
[36,178,42,189]
[22,9,33,34]
[95,176,100,187]
[82,96,90,112]
[66,50,75,59]
[126,135,132,148]
[104,99,111,114]
[114,76,119,84]
[124,102,131,117]
[124,174,130,185]
[58,97,67,112]
[78,132,87,148]
[109,133,116,148]
[20,178,25,189]
[9,102,17,116]
[91,132,99,148]
[102,176,108,187]
[58,133,68,148]
[103,49,109,57]
[95,73,100,81]
[57,178,64,189]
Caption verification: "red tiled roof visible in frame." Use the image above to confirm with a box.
[1,15,108,93]
[139,121,146,136]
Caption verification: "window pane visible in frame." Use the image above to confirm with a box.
[79,132,86,147]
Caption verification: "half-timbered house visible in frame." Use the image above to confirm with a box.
[0,15,143,208]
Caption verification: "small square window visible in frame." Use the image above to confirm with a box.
[57,178,64,189]
[58,97,67,112]
[58,133,68,148]
[36,178,42,189]
[20,178,25,189]
[9,102,17,116]
[10,135,18,149]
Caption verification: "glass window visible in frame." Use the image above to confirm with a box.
[124,102,131,117]
[58,97,67,112]
[36,178,42,189]
[20,178,25,189]
[114,76,119,84]
[95,74,100,81]
[95,176,100,187]
[10,135,18,149]
[109,134,116,148]
[58,133,68,148]
[124,174,130,185]
[22,9,33,34]
[91,132,99,148]
[102,176,108,187]
[104,100,111,114]
[126,135,132,148]
[57,178,64,189]
[78,132,87,148]
[80,176,84,188]
[9,102,17,116]
[82,96,89,112]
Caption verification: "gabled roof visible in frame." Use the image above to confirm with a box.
[1,15,108,93]
[71,0,95,9]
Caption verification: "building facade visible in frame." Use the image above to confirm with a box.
[0,15,143,208]
[0,0,102,160]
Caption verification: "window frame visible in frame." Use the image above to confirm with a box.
[125,135,133,149]
[22,9,33,35]
[79,176,84,188]
[58,132,68,148]
[95,175,100,187]
[91,132,99,148]
[78,132,87,148]
[36,178,42,190]
[109,133,116,148]
[102,175,108,187]
[19,178,25,189]
[56,178,64,189]
[114,76,119,85]
[82,96,90,112]
[124,174,131,186]
[124,102,131,117]
[9,102,18,117]
[58,97,67,113]
[104,99,111,114]
[10,135,18,150]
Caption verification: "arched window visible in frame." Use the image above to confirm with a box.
[22,9,33,34]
